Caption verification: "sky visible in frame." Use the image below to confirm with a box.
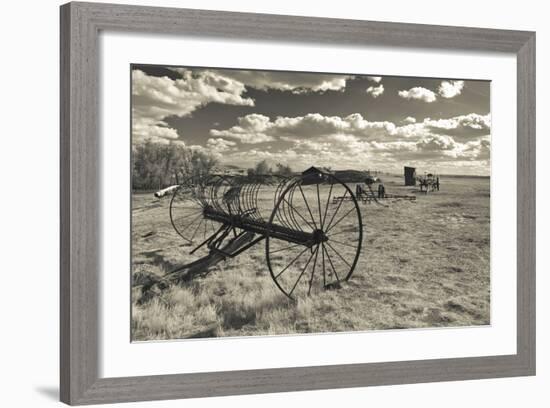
[131,64,491,175]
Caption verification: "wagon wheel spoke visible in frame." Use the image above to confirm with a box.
[172,210,203,224]
[322,243,340,282]
[282,198,315,230]
[321,182,333,229]
[316,183,323,228]
[327,238,358,249]
[266,173,362,298]
[274,245,310,279]
[321,242,326,287]
[324,189,348,233]
[269,243,303,254]
[189,217,205,242]
[325,228,356,237]
[175,213,204,243]
[298,184,318,229]
[307,244,320,296]
[326,205,356,234]
[288,246,318,298]
[325,241,353,270]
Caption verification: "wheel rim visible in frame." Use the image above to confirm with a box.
[266,173,363,299]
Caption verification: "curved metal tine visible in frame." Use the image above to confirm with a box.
[247,179,259,220]
[233,177,243,215]
[274,177,288,226]
[232,176,244,216]
[288,245,318,298]
[259,175,276,221]
[287,183,306,232]
[230,176,244,215]
[213,176,228,214]
[325,241,353,269]
[212,176,223,213]
[282,190,316,231]
[252,180,262,220]
[322,242,340,282]
[276,179,295,229]
[274,245,310,279]
[307,244,320,295]
[283,180,300,230]
[297,182,318,230]
[326,205,357,234]
[240,180,251,217]
[251,178,262,221]
[208,176,217,211]
[276,177,294,229]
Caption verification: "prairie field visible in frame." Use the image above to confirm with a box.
[131,175,490,341]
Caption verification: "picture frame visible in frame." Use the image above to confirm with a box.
[60,1,536,405]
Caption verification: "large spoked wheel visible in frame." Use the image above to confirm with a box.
[169,176,223,260]
[265,173,363,299]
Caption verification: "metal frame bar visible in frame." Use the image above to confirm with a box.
[60,2,535,404]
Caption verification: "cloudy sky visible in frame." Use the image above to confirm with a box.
[131,64,491,175]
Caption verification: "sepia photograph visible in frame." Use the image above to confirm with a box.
[131,64,491,341]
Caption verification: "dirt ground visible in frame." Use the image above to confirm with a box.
[131,175,490,341]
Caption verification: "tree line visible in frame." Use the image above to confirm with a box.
[247,160,293,177]
[132,142,294,191]
[132,141,218,190]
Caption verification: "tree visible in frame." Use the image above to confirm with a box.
[254,159,272,175]
[132,140,218,190]
[275,163,293,176]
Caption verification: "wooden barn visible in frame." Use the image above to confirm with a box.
[301,166,333,184]
[404,166,416,186]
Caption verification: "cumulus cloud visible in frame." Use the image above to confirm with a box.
[210,114,276,144]
[211,112,490,148]
[366,84,384,98]
[213,112,395,142]
[398,87,438,103]
[403,116,416,124]
[438,80,465,98]
[132,69,254,144]
[366,76,382,83]
[206,138,237,152]
[172,68,352,94]
[424,113,491,140]
[210,111,491,173]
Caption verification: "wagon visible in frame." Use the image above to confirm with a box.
[169,170,363,299]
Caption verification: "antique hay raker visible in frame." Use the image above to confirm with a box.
[168,169,363,299]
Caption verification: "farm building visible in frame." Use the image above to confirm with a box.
[404,166,416,186]
[301,166,333,184]
[302,166,332,176]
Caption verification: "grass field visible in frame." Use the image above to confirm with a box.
[131,175,490,341]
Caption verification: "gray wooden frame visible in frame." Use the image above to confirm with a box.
[60,1,536,405]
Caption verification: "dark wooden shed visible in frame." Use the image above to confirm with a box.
[301,166,333,184]
[404,166,416,186]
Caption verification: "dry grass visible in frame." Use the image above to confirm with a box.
[131,175,490,341]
